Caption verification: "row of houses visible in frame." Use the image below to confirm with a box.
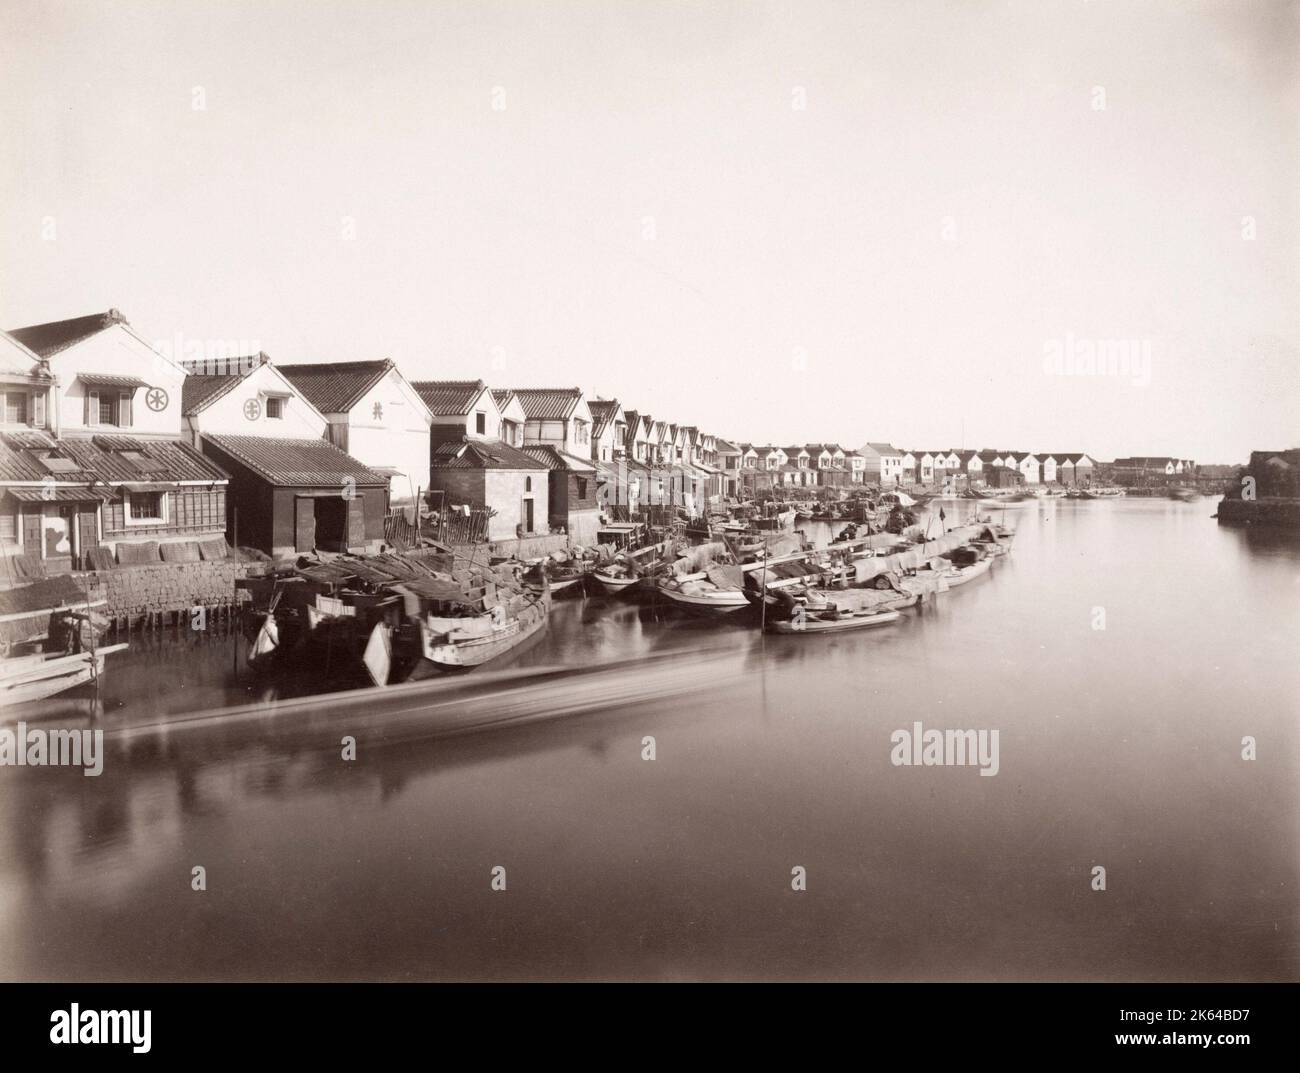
[856,446,1107,487]
[0,309,768,567]
[3,306,1195,574]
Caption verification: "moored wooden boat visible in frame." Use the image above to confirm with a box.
[1,643,129,706]
[421,588,551,668]
[768,608,901,634]
[656,573,752,615]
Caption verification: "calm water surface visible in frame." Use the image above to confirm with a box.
[1,498,1297,980]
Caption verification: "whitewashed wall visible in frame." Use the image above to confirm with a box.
[348,373,432,503]
[48,324,186,437]
[188,364,326,442]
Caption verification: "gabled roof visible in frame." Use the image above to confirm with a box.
[521,444,597,473]
[714,438,740,452]
[511,387,583,421]
[862,442,901,455]
[278,360,395,414]
[588,398,623,440]
[182,374,247,415]
[203,434,387,487]
[7,309,128,358]
[491,388,517,409]
[430,436,548,471]
[1,330,49,378]
[412,379,488,416]
[977,450,1000,463]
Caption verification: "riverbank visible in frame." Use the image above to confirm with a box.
[1216,497,1300,530]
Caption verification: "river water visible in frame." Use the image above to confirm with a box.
[1,498,1297,981]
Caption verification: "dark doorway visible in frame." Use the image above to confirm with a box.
[315,496,349,552]
[523,497,534,534]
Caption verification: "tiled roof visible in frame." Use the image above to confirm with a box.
[202,434,388,487]
[714,438,739,452]
[863,442,900,455]
[511,388,582,420]
[430,437,548,471]
[7,309,127,358]
[521,444,597,473]
[1,330,46,377]
[279,360,394,413]
[1113,456,1178,466]
[413,379,487,416]
[0,432,228,485]
[182,373,246,415]
[588,399,622,440]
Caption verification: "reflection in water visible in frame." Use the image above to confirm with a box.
[1,499,1297,981]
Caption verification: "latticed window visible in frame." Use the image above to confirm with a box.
[2,391,28,424]
[129,492,165,520]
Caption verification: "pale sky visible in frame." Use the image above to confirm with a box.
[2,0,1296,462]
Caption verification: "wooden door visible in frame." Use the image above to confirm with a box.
[22,508,41,554]
[346,495,366,549]
[76,508,99,569]
[295,497,316,552]
[523,498,534,534]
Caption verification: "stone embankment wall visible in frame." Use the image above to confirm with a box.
[93,559,266,628]
[1216,498,1300,528]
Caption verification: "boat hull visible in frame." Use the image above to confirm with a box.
[656,586,752,615]
[768,609,901,634]
[423,608,549,668]
[591,573,647,596]
[1,644,128,705]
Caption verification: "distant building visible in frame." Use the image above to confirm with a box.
[521,444,599,540]
[715,439,743,498]
[511,388,601,540]
[588,398,627,464]
[413,379,503,444]
[859,442,903,485]
[1109,455,1194,487]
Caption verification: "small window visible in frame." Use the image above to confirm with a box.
[2,392,28,425]
[475,411,486,435]
[525,477,532,492]
[265,396,284,419]
[128,491,166,522]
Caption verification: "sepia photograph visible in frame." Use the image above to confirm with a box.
[1,0,1297,1056]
